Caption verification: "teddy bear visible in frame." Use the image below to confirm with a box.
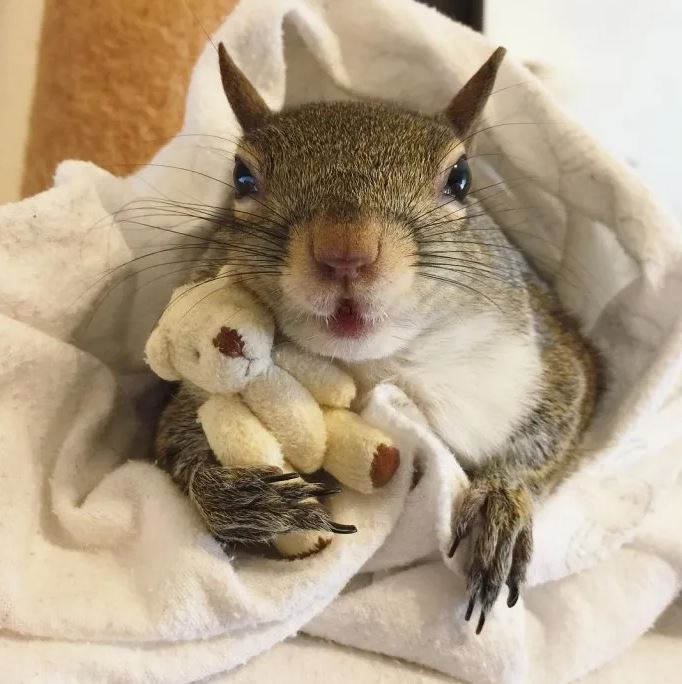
[144,275,400,558]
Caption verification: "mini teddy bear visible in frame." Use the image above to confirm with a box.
[145,276,400,558]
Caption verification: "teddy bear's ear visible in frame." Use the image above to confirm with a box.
[144,326,182,382]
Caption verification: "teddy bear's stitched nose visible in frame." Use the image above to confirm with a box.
[212,327,245,357]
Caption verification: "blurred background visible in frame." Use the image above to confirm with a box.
[0,0,43,204]
[2,0,681,221]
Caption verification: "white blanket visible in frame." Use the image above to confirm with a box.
[2,0,682,682]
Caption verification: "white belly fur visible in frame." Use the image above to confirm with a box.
[351,312,542,466]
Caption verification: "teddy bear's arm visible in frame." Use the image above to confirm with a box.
[273,344,356,409]
[241,366,327,474]
[271,344,401,493]
[198,394,285,471]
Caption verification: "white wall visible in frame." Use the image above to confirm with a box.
[486,0,682,221]
[0,0,44,204]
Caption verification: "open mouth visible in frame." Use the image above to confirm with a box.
[328,299,370,338]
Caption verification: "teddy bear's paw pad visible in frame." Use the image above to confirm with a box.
[276,530,334,560]
[212,326,245,357]
[371,444,400,488]
[293,535,333,559]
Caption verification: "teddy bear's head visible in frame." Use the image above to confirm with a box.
[145,282,275,394]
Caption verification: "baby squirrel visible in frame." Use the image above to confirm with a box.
[154,44,600,632]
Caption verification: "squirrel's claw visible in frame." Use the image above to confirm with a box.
[329,522,358,534]
[261,473,342,498]
[262,471,300,483]
[448,535,462,558]
[464,596,486,634]
[505,523,532,605]
[314,486,343,498]
[450,478,534,634]
[464,596,476,621]
[475,611,486,635]
[259,469,357,536]
[448,488,482,558]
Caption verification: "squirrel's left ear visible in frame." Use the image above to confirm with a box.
[444,46,506,137]
[218,42,270,131]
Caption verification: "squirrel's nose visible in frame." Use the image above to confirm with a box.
[314,250,377,281]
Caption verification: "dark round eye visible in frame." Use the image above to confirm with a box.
[443,155,471,201]
[233,158,258,198]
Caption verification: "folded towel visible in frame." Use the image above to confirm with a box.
[1,1,681,682]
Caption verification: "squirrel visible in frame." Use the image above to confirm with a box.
[154,43,601,633]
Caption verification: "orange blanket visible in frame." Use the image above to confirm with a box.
[22,0,236,197]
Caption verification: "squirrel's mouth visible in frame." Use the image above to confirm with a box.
[328,298,371,338]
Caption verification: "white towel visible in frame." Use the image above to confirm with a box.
[1,0,681,682]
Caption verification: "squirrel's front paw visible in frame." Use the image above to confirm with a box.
[190,465,356,546]
[448,477,533,634]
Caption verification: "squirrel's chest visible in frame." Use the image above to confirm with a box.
[349,313,543,465]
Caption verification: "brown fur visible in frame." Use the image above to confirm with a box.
[445,47,507,136]
[218,43,269,132]
[309,213,382,274]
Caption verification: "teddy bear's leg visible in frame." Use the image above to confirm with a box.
[198,395,337,559]
[198,394,285,470]
[323,408,400,494]
[241,366,326,474]
[272,343,356,409]
[274,529,334,559]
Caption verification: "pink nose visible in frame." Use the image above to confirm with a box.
[315,251,376,281]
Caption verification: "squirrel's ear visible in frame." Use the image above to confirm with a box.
[218,43,270,131]
[444,47,506,137]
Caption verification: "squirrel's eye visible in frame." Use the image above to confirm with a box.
[233,158,258,198]
[443,155,471,201]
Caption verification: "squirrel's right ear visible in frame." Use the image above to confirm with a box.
[444,47,506,137]
[218,43,270,131]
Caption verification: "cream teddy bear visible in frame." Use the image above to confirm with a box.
[145,277,400,558]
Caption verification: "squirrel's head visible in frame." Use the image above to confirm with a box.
[216,44,510,362]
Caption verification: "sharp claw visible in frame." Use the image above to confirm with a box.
[329,522,357,534]
[315,486,342,498]
[263,472,300,483]
[448,536,461,558]
[507,584,519,608]
[475,610,486,635]
[464,596,475,621]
